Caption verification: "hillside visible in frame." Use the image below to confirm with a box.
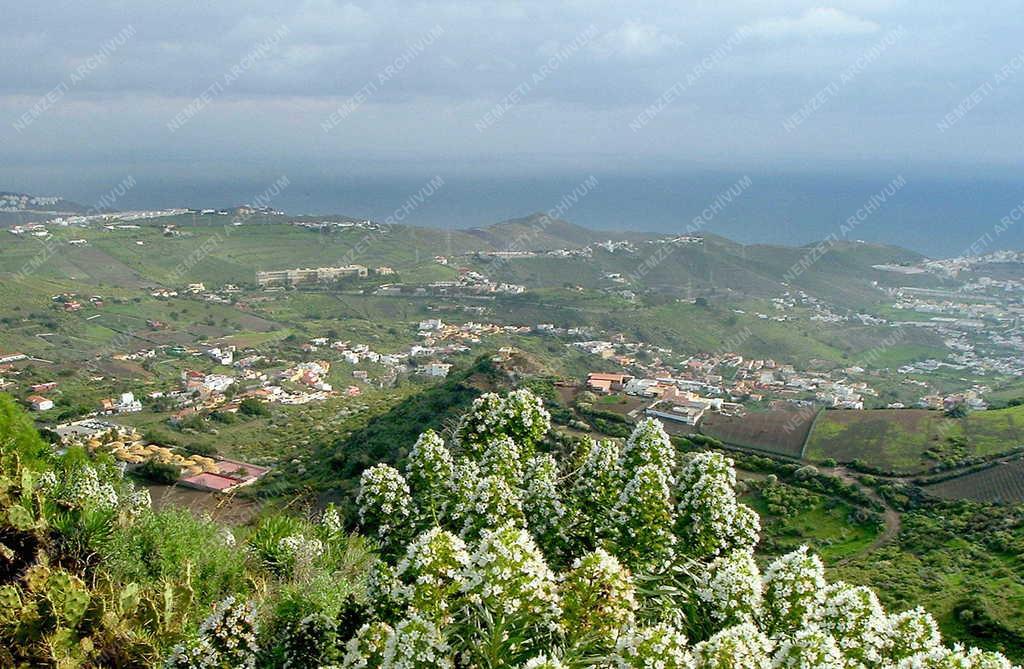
[464,213,623,250]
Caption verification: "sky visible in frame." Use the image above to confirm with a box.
[1,1,1022,254]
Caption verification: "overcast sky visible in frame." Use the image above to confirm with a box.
[1,1,1021,195]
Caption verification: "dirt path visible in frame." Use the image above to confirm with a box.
[822,465,902,564]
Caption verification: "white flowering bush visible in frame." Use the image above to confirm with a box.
[770,625,844,668]
[43,462,120,511]
[614,463,676,569]
[676,452,759,559]
[405,430,455,527]
[560,548,637,645]
[342,389,1019,669]
[887,607,943,661]
[691,621,772,669]
[523,454,567,557]
[357,464,412,550]
[166,596,259,669]
[455,389,550,458]
[341,621,393,669]
[621,417,675,483]
[762,546,826,635]
[381,613,452,669]
[463,523,561,627]
[819,581,888,666]
[613,622,693,669]
[479,435,524,487]
[392,527,470,620]
[896,645,1018,668]
[461,474,525,539]
[569,437,622,544]
[278,533,325,576]
[696,549,762,626]
[322,503,344,537]
[448,457,481,530]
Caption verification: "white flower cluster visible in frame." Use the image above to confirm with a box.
[357,463,412,546]
[123,487,152,518]
[522,454,567,555]
[570,438,622,541]
[887,607,943,660]
[392,527,471,619]
[762,545,827,634]
[382,613,452,669]
[560,548,637,643]
[895,644,1019,668]
[819,581,889,666]
[461,474,525,539]
[345,389,1021,669]
[278,533,325,573]
[696,549,763,625]
[405,430,455,525]
[614,463,676,569]
[613,622,693,669]
[676,451,759,559]
[166,596,259,669]
[771,624,844,668]
[322,504,344,537]
[463,523,561,625]
[342,621,393,668]
[65,463,120,510]
[479,436,524,486]
[448,457,481,530]
[621,417,675,483]
[692,621,773,668]
[455,389,550,457]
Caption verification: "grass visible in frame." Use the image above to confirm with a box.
[805,406,1024,474]
[743,483,880,563]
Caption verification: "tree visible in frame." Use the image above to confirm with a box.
[239,397,270,417]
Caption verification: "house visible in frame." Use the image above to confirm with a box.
[645,401,705,426]
[27,395,54,411]
[206,347,234,365]
[421,362,452,378]
[177,457,270,493]
[586,372,634,394]
[419,318,444,331]
[30,382,58,392]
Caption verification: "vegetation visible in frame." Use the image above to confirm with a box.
[2,389,1019,667]
[806,407,1024,474]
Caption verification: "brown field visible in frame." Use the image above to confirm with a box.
[146,483,260,524]
[698,409,816,458]
[923,459,1024,504]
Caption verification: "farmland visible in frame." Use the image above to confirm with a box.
[698,408,815,458]
[924,458,1024,504]
[804,406,1024,474]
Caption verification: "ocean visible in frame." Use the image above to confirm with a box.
[15,169,1024,258]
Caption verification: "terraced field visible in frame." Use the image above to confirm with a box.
[924,459,1024,504]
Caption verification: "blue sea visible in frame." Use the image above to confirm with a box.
[13,169,1024,258]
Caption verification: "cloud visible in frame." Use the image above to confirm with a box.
[595,20,681,58]
[744,8,880,39]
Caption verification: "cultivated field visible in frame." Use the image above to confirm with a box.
[699,408,815,458]
[805,406,1024,474]
[923,459,1024,504]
